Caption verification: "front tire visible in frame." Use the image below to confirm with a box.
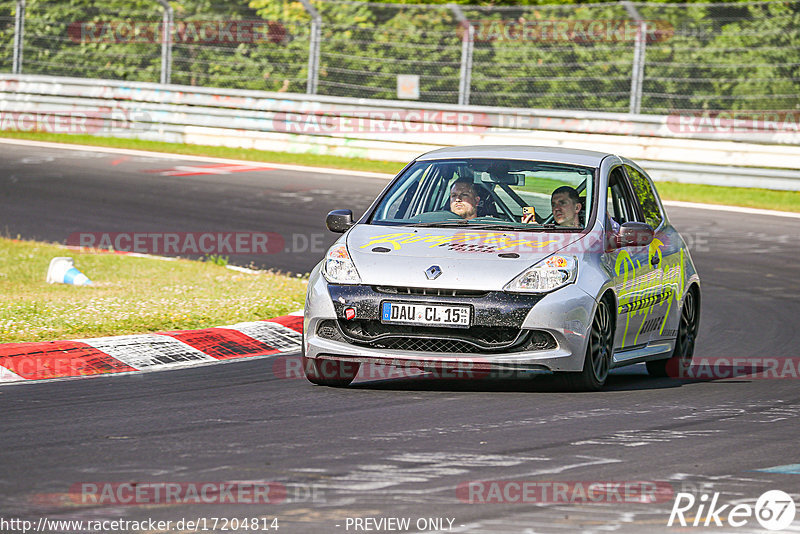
[646,287,699,378]
[565,298,614,391]
[303,356,361,387]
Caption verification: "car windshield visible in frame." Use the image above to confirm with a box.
[370,158,595,231]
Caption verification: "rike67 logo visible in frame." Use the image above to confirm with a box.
[668,490,796,530]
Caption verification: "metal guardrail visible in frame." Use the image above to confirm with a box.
[1,74,799,190]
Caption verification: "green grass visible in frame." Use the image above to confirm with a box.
[1,130,798,213]
[0,238,307,343]
[654,182,800,213]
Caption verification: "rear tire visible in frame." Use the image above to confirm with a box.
[303,356,360,387]
[646,287,699,378]
[564,298,614,391]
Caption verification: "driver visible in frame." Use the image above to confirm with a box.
[449,179,481,220]
[550,186,582,227]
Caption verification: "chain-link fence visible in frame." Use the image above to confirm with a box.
[1,0,798,114]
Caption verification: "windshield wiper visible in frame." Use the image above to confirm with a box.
[405,220,569,232]
[406,221,528,231]
[462,224,526,231]
[406,221,472,227]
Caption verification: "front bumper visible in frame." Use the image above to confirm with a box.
[304,275,597,374]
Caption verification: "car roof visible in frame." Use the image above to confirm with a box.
[417,145,610,167]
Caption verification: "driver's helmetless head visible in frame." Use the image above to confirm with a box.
[450,180,481,220]
[551,186,582,227]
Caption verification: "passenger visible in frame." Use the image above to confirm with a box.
[449,179,481,220]
[550,185,582,227]
[521,186,583,226]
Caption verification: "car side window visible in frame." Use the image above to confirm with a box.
[607,167,636,224]
[626,165,664,229]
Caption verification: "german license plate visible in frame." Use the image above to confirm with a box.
[381,301,470,327]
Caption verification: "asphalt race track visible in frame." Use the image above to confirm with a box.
[1,142,800,533]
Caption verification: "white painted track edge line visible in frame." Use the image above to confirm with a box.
[0,137,397,180]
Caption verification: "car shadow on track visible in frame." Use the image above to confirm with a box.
[347,364,702,393]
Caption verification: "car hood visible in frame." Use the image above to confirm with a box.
[346,225,587,291]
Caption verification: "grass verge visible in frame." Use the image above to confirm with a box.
[1,131,798,213]
[655,182,800,213]
[0,238,307,343]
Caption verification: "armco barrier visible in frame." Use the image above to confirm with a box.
[1,74,799,190]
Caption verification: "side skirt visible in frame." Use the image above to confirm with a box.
[612,341,674,367]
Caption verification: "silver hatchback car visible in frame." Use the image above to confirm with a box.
[303,146,700,390]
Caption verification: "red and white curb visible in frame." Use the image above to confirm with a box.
[0,313,303,384]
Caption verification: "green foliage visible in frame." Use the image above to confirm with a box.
[203,253,229,266]
[638,1,800,111]
[0,2,14,71]
[0,0,797,112]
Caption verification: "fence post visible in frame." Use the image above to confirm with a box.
[623,1,646,114]
[299,0,321,94]
[155,0,173,85]
[12,0,25,74]
[449,4,473,106]
[630,21,646,114]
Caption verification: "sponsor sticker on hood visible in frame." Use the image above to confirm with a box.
[353,228,567,255]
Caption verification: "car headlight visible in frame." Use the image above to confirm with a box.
[504,255,578,293]
[322,243,361,284]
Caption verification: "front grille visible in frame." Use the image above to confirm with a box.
[367,330,556,354]
[374,286,488,298]
[372,337,489,353]
[316,319,557,354]
[340,320,520,348]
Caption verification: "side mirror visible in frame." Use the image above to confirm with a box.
[326,209,354,233]
[617,222,654,247]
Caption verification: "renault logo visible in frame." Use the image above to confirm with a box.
[425,265,442,280]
